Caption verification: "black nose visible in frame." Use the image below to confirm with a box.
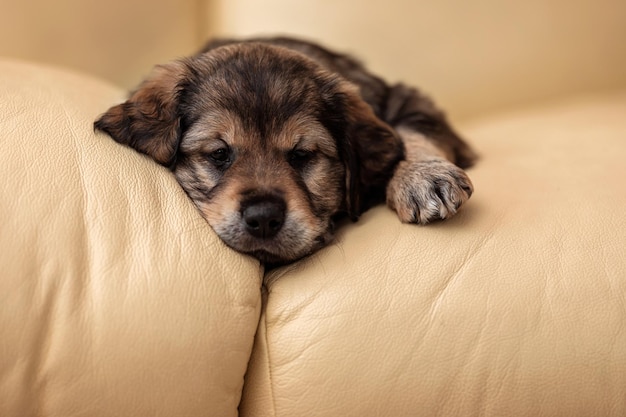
[241,198,286,239]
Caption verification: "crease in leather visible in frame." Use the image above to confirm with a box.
[262,305,278,417]
[426,227,498,322]
[240,288,278,417]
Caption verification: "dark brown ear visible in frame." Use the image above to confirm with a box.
[339,84,404,219]
[94,61,187,167]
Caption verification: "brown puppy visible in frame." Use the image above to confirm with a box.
[95,37,476,264]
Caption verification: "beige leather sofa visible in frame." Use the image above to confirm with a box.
[2,1,626,416]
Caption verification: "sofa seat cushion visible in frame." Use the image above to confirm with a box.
[0,59,262,417]
[240,92,626,417]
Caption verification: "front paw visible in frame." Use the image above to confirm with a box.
[386,159,473,224]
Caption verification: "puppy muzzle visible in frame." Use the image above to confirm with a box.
[240,194,286,240]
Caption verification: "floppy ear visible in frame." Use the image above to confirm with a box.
[338,85,404,220]
[94,61,187,167]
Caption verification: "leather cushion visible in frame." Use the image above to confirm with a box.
[241,92,626,417]
[0,59,261,417]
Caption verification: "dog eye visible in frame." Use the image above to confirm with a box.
[288,149,315,168]
[207,147,231,167]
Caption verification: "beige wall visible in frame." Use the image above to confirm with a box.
[0,0,202,88]
[207,0,626,120]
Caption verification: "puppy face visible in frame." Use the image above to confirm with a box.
[175,97,345,263]
[95,42,402,264]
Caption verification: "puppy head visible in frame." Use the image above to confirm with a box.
[95,42,402,264]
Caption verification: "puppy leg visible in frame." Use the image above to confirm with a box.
[384,84,475,224]
[386,128,473,223]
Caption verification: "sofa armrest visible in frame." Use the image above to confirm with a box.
[0,59,261,417]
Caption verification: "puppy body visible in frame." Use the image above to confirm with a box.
[95,37,476,264]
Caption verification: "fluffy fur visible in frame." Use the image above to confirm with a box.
[95,37,476,264]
